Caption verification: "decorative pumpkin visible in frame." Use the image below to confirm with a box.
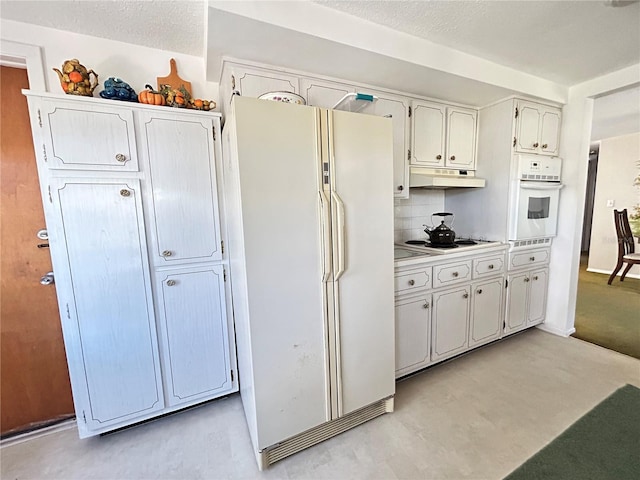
[138,84,166,106]
[187,98,216,111]
[161,84,190,108]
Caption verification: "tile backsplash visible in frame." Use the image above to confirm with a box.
[394,190,445,243]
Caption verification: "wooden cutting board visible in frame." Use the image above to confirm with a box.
[156,58,192,95]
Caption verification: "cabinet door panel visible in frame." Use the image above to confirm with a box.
[300,78,354,108]
[527,268,548,326]
[469,278,503,348]
[42,100,138,171]
[431,286,470,362]
[156,266,232,406]
[516,101,541,153]
[505,272,529,334]
[143,113,222,264]
[411,101,446,167]
[446,107,477,169]
[234,68,298,98]
[53,179,163,429]
[395,294,431,377]
[540,108,561,156]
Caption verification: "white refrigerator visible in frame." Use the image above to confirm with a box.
[222,96,395,469]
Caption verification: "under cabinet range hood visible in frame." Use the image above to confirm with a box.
[409,167,486,189]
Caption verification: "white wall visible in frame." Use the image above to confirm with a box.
[394,190,445,243]
[591,86,640,141]
[0,19,220,107]
[587,133,640,277]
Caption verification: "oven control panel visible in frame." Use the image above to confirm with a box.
[516,155,562,181]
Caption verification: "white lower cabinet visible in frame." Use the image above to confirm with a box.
[155,266,233,407]
[469,277,504,348]
[395,293,431,377]
[431,285,470,362]
[527,268,549,326]
[505,267,549,334]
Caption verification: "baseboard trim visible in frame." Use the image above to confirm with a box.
[586,267,640,280]
[537,324,576,337]
[0,418,77,448]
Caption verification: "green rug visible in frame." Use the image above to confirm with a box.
[505,384,640,480]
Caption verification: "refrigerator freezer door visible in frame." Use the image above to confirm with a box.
[328,110,396,416]
[231,97,331,448]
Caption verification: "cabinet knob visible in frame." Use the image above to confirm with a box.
[450,155,456,161]
[530,257,535,261]
[463,293,469,299]
[162,250,173,257]
[398,185,404,191]
[166,280,176,286]
[524,277,530,283]
[533,142,539,148]
[120,189,130,197]
[488,264,494,269]
[115,153,127,162]
[477,289,483,295]
[408,279,415,286]
[452,271,459,277]
[533,275,539,281]
[423,303,429,309]
[542,144,548,149]
[436,154,442,160]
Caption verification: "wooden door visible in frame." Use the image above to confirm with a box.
[515,101,541,153]
[446,107,477,169]
[527,268,549,326]
[155,265,232,407]
[411,100,446,167]
[431,286,470,362]
[539,107,561,156]
[469,278,504,348]
[505,271,529,334]
[0,66,73,435]
[395,294,431,377]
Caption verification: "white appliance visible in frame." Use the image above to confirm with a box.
[509,155,563,240]
[222,96,395,469]
[410,166,486,188]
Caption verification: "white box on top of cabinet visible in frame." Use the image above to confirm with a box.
[23,91,238,438]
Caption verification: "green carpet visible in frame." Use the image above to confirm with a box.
[505,384,640,480]
[573,255,640,359]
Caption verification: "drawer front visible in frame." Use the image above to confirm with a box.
[395,267,432,294]
[473,254,505,278]
[509,248,550,270]
[433,260,471,289]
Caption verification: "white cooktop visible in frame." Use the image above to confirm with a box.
[397,239,503,256]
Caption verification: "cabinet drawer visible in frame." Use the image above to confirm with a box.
[395,267,432,294]
[509,248,550,270]
[473,254,505,278]
[41,99,139,171]
[433,260,471,289]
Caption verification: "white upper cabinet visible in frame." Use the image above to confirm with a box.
[300,78,355,108]
[230,65,299,98]
[140,111,222,265]
[515,100,561,156]
[40,98,138,171]
[411,101,477,170]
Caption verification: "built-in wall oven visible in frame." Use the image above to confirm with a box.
[509,155,563,240]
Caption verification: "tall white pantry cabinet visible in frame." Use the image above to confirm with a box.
[23,91,238,437]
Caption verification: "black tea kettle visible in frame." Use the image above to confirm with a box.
[424,212,456,246]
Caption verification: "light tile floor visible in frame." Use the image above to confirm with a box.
[2,329,639,480]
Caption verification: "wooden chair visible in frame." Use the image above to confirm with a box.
[607,209,640,285]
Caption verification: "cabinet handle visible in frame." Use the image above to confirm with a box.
[533,275,539,281]
[530,256,535,261]
[533,142,539,148]
[166,280,176,286]
[398,185,404,191]
[408,279,415,286]
[450,155,456,161]
[463,293,469,299]
[452,271,459,277]
[119,189,130,197]
[524,277,530,283]
[477,289,483,294]
[423,303,429,309]
[115,153,127,162]
[436,154,442,160]
[488,264,494,269]
[542,144,548,149]
[162,250,173,257]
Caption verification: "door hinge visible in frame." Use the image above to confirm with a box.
[513,137,517,148]
[66,303,71,319]
[42,144,47,162]
[223,269,227,282]
[503,321,506,329]
[505,279,509,288]
[82,410,87,423]
[230,369,234,382]
[515,107,519,118]
[48,185,52,203]
[37,109,42,127]
[408,106,412,118]
[221,241,224,254]
[212,126,216,142]
[407,149,411,161]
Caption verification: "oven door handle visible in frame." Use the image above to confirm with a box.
[520,182,564,191]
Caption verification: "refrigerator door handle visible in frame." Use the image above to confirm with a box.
[319,191,332,282]
[332,191,346,280]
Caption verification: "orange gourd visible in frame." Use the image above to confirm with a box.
[138,84,166,106]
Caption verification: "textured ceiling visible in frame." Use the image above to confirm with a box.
[315,0,640,85]
[0,0,205,56]
[1,1,639,86]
